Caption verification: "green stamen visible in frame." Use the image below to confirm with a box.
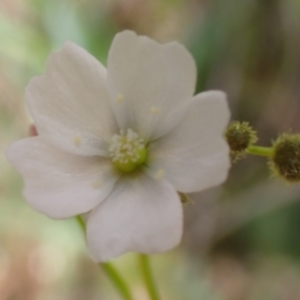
[113,147,147,172]
[109,129,148,173]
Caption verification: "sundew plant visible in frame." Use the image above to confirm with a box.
[2,1,300,299]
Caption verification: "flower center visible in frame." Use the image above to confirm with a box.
[109,129,147,173]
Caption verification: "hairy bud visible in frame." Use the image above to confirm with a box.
[270,133,300,182]
[225,121,258,162]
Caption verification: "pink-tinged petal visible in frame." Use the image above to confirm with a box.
[86,173,183,262]
[27,42,117,157]
[7,137,119,219]
[148,91,231,193]
[107,30,197,141]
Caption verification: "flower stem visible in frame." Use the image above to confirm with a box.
[76,215,86,231]
[75,216,135,300]
[139,254,161,300]
[247,145,274,157]
[101,263,135,300]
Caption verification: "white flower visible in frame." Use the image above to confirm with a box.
[7,31,230,262]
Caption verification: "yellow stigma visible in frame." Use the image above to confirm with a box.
[109,129,147,173]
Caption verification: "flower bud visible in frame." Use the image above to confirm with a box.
[29,124,38,136]
[269,133,300,182]
[225,121,258,161]
[178,192,193,205]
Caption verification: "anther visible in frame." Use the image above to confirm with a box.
[155,169,165,180]
[73,135,82,147]
[150,106,161,114]
[92,179,103,189]
[116,94,124,104]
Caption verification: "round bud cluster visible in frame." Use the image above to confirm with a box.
[225,121,258,162]
[270,133,300,182]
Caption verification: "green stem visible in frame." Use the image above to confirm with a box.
[76,215,86,231]
[139,254,161,300]
[101,263,135,300]
[75,216,135,300]
[247,145,274,157]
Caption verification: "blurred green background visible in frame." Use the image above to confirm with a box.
[1,0,300,299]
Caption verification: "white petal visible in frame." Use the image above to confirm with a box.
[107,30,197,141]
[86,173,183,262]
[7,137,119,219]
[27,42,117,156]
[148,91,231,193]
